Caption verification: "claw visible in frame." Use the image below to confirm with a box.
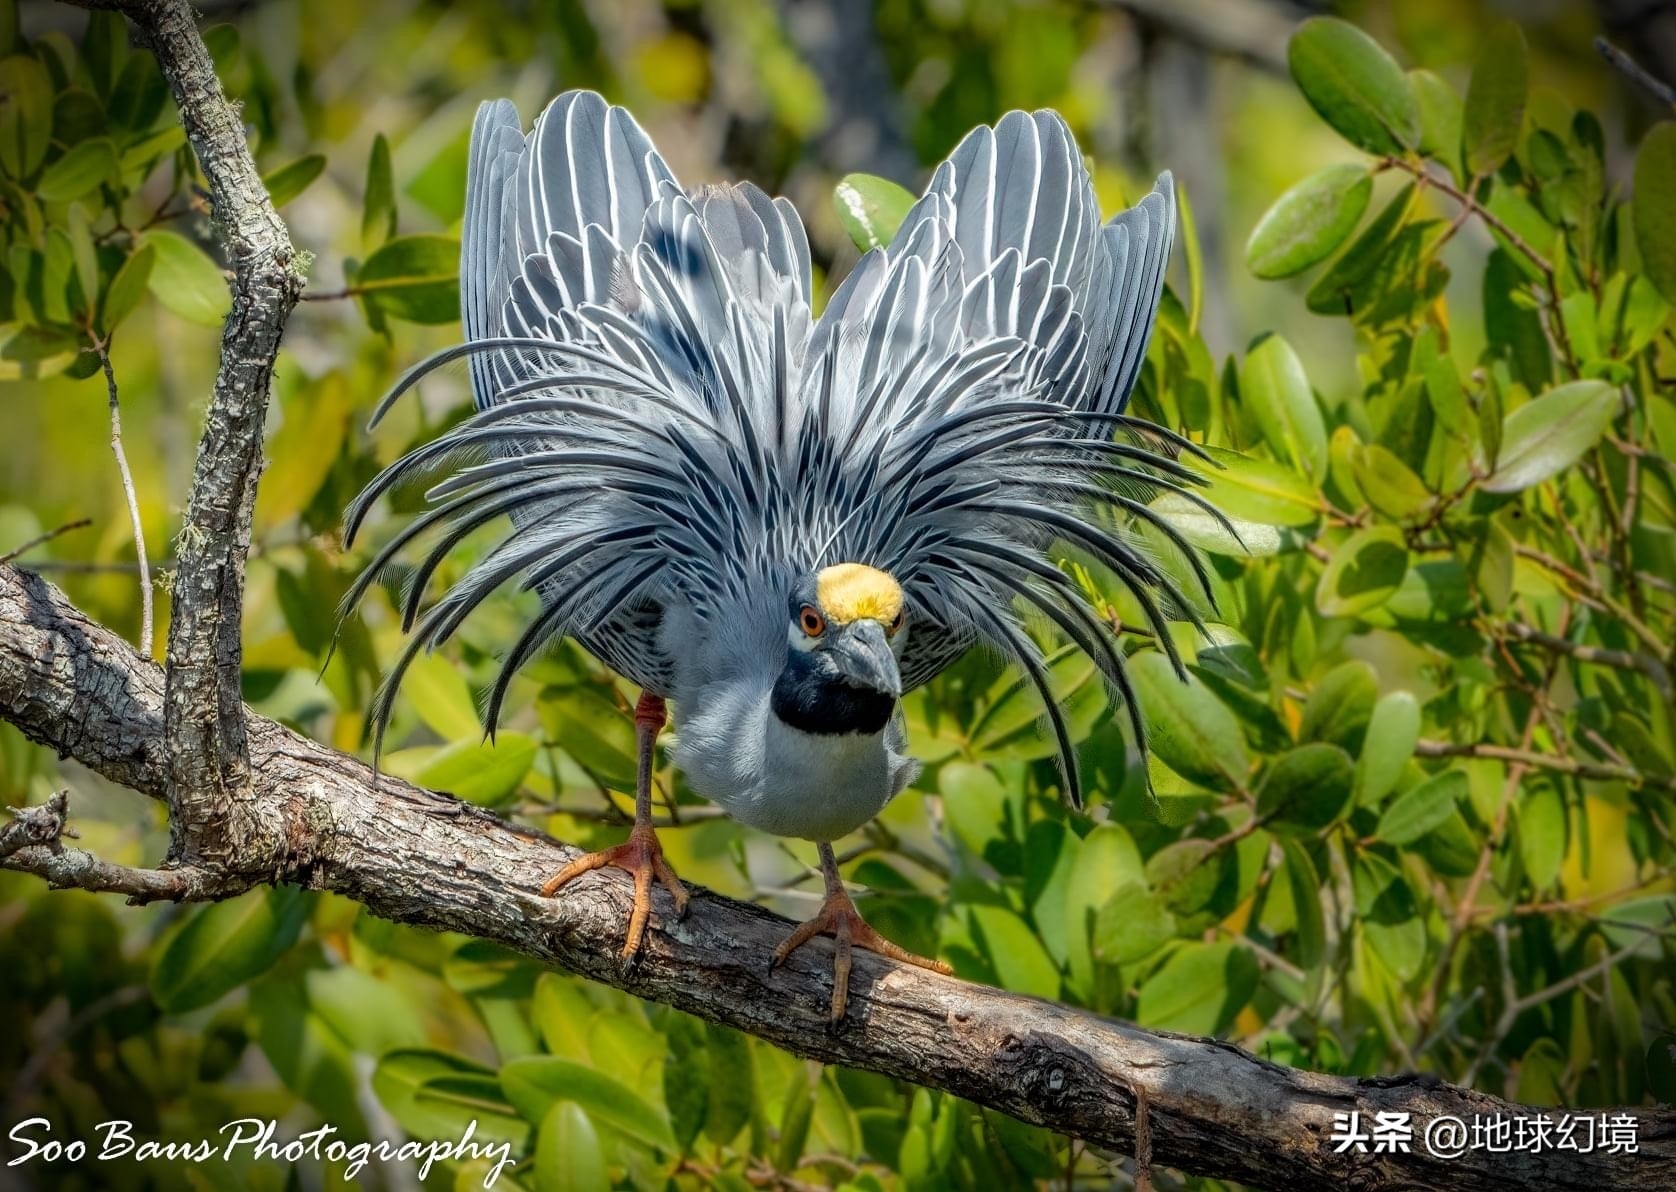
[542,824,688,960]
[773,884,951,1022]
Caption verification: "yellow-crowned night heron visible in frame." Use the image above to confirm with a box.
[345,91,1213,1020]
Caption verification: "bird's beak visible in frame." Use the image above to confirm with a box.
[828,618,902,699]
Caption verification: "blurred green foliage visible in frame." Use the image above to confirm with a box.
[2,1,1674,1190]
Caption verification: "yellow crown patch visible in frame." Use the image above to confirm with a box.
[816,563,903,625]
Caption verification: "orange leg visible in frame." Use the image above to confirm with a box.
[541,692,688,959]
[772,841,952,1021]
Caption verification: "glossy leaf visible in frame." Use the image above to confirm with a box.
[356,233,460,323]
[363,131,397,248]
[150,886,307,1013]
[143,229,230,326]
[1353,443,1433,521]
[1091,882,1176,965]
[1483,380,1618,493]
[1355,691,1420,806]
[833,173,914,251]
[412,732,537,807]
[36,137,116,202]
[1241,333,1326,478]
[536,1102,609,1192]
[1131,650,1248,791]
[1189,447,1320,528]
[1634,123,1676,305]
[1246,163,1372,280]
[1377,771,1465,845]
[501,1055,677,1151]
[1135,941,1259,1035]
[1316,527,1408,618]
[1463,21,1528,176]
[372,1049,527,1147]
[1256,743,1354,832]
[1287,17,1419,155]
[262,152,326,207]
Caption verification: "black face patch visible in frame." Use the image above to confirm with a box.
[771,647,896,736]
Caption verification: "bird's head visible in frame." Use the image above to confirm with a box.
[770,563,906,736]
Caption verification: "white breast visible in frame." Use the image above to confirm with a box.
[671,681,918,841]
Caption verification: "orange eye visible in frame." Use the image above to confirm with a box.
[799,605,826,637]
[888,608,906,636]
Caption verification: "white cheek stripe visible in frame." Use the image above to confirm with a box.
[787,622,819,652]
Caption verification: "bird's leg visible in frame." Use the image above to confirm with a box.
[540,691,688,959]
[772,841,953,1021]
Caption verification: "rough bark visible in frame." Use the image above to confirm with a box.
[3,565,1672,1192]
[99,0,306,871]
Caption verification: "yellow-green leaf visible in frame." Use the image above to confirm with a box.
[1245,163,1371,280]
[143,229,230,326]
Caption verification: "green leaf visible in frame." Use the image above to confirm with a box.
[1353,852,1427,981]
[1463,21,1528,176]
[0,54,53,178]
[262,152,326,207]
[99,241,153,333]
[1149,490,1306,558]
[356,233,460,324]
[541,685,638,792]
[1188,447,1320,528]
[536,1102,608,1192]
[1091,881,1176,965]
[1483,380,1618,493]
[833,173,915,251]
[1352,443,1433,521]
[402,650,481,739]
[1377,771,1466,845]
[1316,526,1408,618]
[970,905,1061,999]
[970,644,1104,759]
[1306,184,1414,318]
[305,964,428,1056]
[1411,69,1464,180]
[36,137,117,202]
[940,761,1009,858]
[1134,941,1258,1035]
[1287,17,1419,156]
[142,229,230,326]
[1281,839,1326,969]
[1132,650,1248,791]
[1256,743,1354,832]
[150,886,307,1013]
[1245,163,1371,280]
[1300,660,1378,753]
[363,132,396,249]
[500,1056,677,1152]
[1517,783,1567,891]
[1241,333,1326,478]
[1065,823,1144,990]
[1355,691,1420,806]
[412,732,537,808]
[248,976,364,1132]
[372,1048,527,1147]
[1634,123,1676,306]
[776,1065,818,1173]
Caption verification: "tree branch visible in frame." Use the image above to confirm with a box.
[96,0,306,871]
[2,564,1672,1192]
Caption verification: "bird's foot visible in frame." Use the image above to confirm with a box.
[771,886,952,1022]
[540,824,689,960]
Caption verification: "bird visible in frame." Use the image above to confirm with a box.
[343,90,1219,1022]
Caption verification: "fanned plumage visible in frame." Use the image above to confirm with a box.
[345,92,1215,806]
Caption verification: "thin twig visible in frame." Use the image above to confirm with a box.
[1596,36,1676,112]
[1414,739,1676,793]
[0,519,92,565]
[1498,619,1672,701]
[95,342,154,655]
